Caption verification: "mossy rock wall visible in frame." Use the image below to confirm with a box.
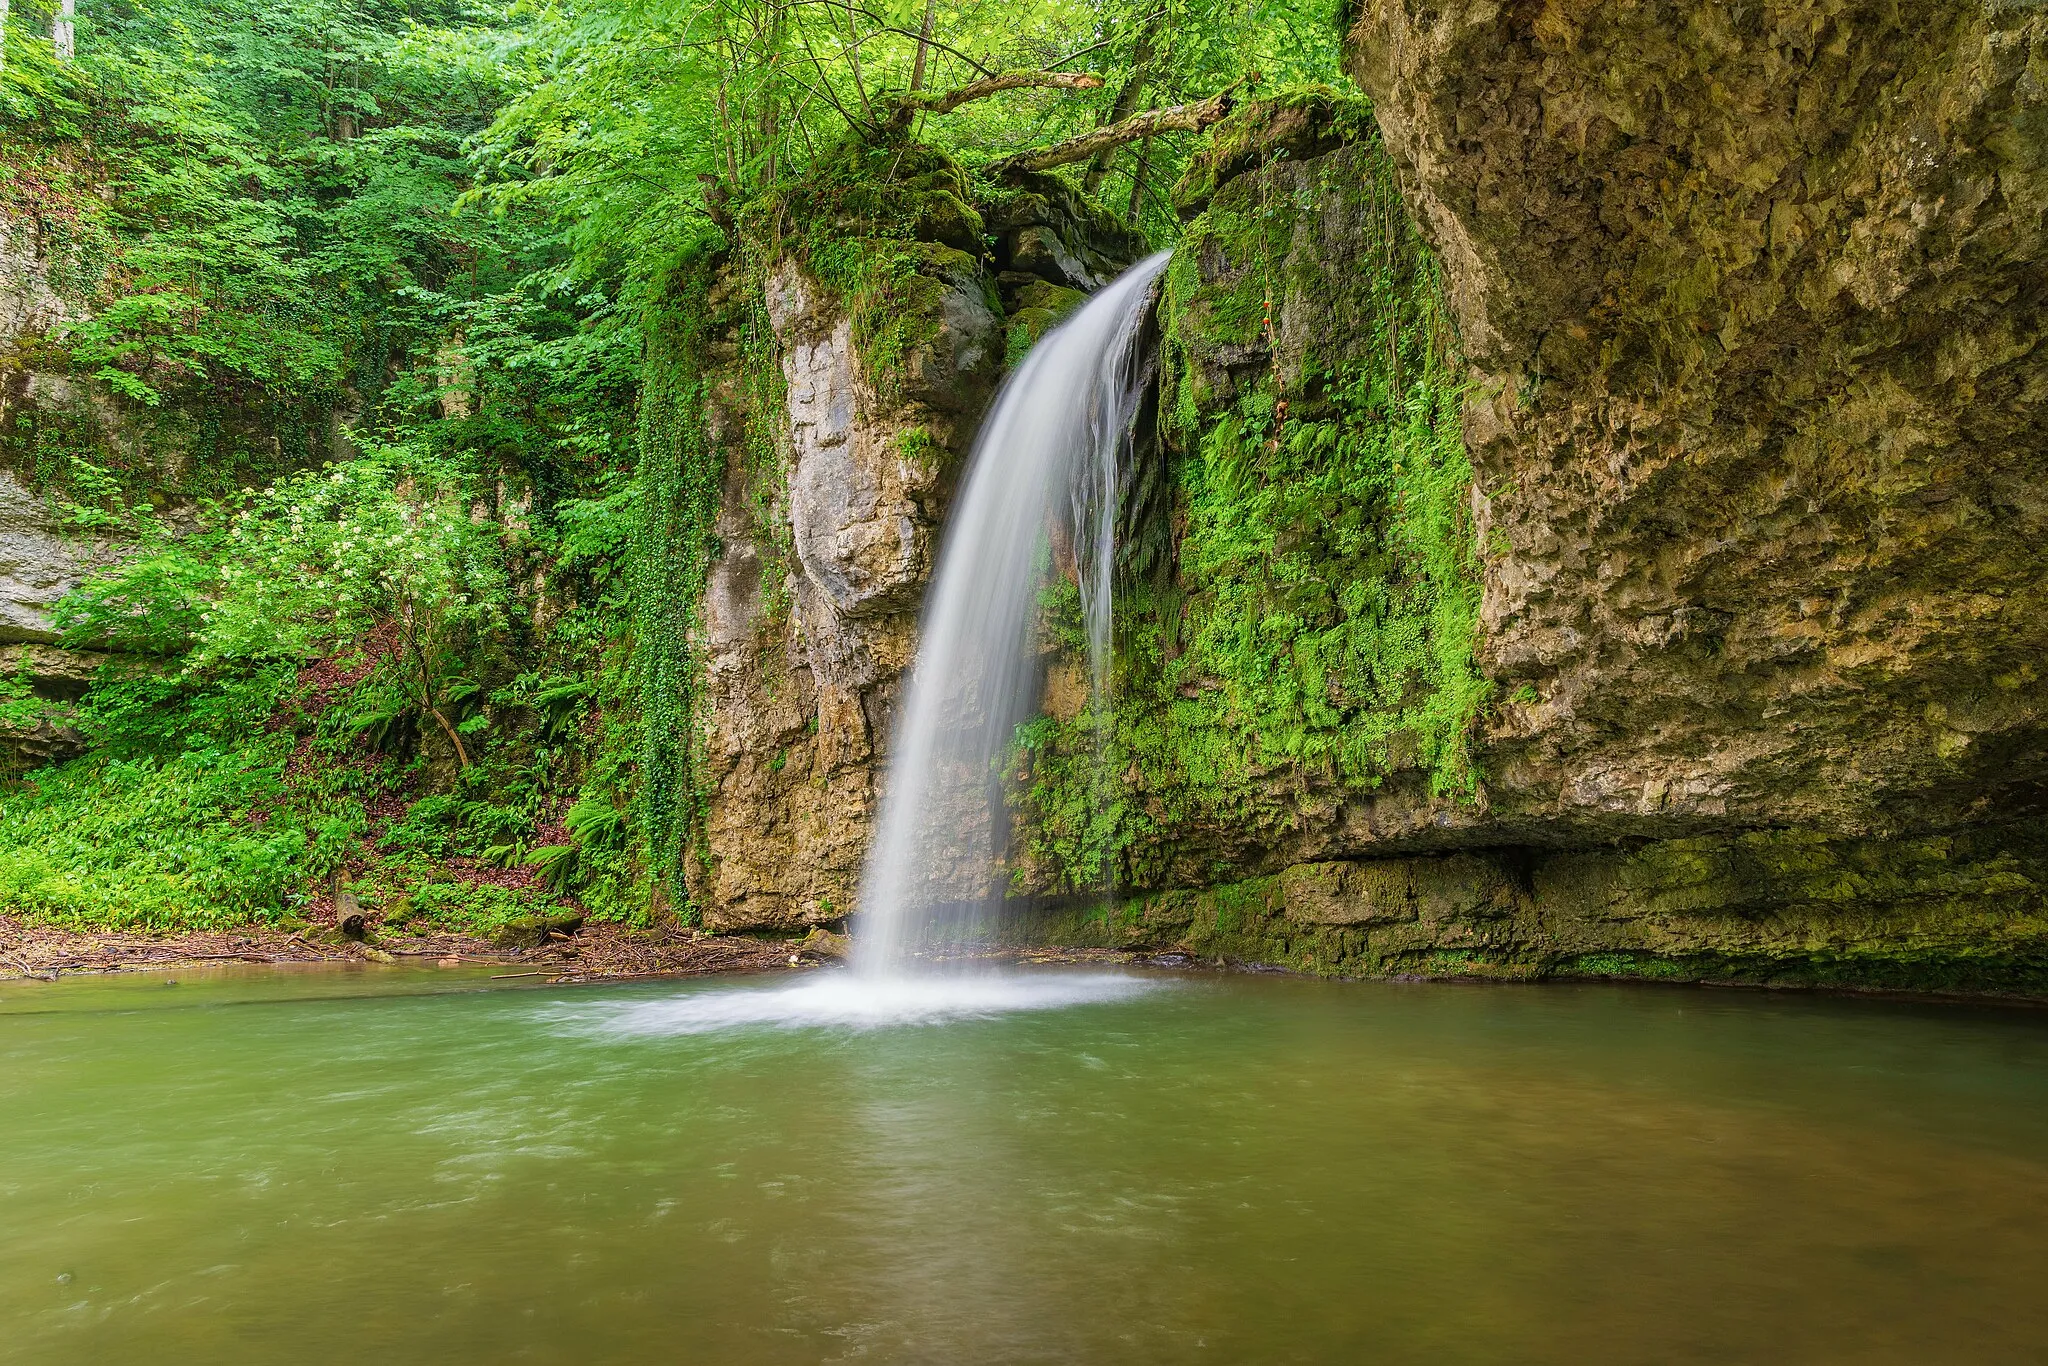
[1010,823,2048,997]
[1001,93,1487,899]
[987,67,2048,996]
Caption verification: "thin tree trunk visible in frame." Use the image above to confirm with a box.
[1083,23,1157,194]
[400,606,469,770]
[1,0,11,78]
[53,0,74,61]
[716,79,739,188]
[759,0,784,187]
[428,704,471,769]
[839,1,870,118]
[909,0,936,93]
[1128,128,1153,220]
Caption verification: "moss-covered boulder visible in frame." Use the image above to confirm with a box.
[979,170,1148,301]
[1170,86,1378,218]
[492,908,586,950]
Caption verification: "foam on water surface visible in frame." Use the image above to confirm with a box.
[579,970,1163,1036]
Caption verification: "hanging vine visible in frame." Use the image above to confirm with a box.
[633,259,725,914]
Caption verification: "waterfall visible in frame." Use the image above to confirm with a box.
[853,251,1171,976]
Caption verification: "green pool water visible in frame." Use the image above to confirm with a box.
[2,965,2045,1364]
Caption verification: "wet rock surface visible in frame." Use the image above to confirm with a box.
[0,469,111,646]
[983,171,1149,296]
[1019,821,2048,996]
[693,183,1141,933]
[1346,0,2048,843]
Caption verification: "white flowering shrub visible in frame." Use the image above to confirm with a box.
[202,456,509,663]
[62,448,516,765]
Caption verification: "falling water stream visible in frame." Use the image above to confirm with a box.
[854,250,1170,976]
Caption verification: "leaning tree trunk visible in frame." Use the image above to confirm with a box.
[984,87,1237,178]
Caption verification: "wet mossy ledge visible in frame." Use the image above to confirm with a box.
[998,824,2048,998]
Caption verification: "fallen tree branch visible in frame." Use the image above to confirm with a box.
[983,84,1240,178]
[887,70,1103,128]
[8,952,56,982]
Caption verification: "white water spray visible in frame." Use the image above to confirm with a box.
[854,251,1171,975]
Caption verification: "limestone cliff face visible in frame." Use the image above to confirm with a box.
[1345,0,2048,842]
[691,193,1141,931]
[0,208,106,653]
[0,211,82,353]
[1025,4,2048,989]
[694,251,1000,931]
[0,206,119,751]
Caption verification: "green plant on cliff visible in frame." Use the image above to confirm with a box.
[632,257,728,911]
[1012,108,1487,894]
[767,137,992,398]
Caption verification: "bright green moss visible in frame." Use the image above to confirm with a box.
[634,257,729,909]
[762,135,992,403]
[1011,117,1488,896]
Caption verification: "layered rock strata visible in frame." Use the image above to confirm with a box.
[1024,821,2048,993]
